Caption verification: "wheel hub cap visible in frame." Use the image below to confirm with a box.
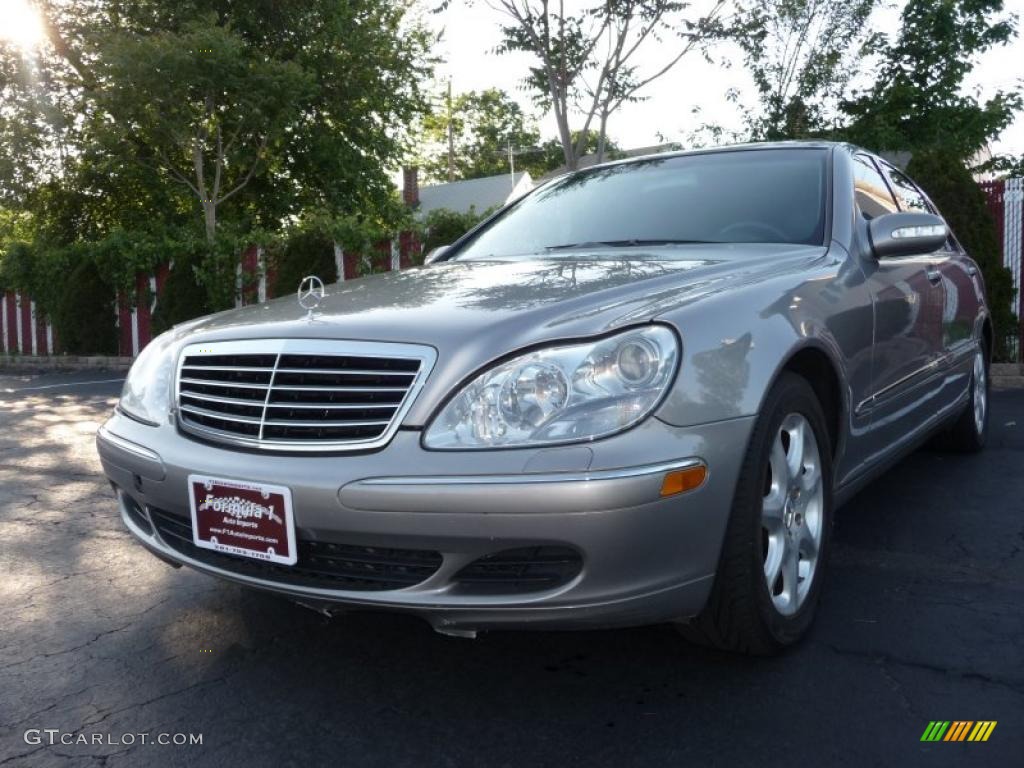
[973,351,986,434]
[761,412,824,616]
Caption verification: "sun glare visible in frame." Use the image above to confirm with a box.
[0,0,46,52]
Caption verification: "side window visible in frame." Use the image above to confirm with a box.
[885,164,958,251]
[853,155,898,220]
[884,166,934,214]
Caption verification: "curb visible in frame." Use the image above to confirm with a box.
[0,355,133,373]
[992,363,1024,389]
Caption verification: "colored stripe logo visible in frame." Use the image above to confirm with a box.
[921,721,997,742]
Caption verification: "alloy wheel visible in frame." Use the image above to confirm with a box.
[761,413,824,616]
[973,350,987,435]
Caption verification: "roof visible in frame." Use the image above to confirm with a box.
[417,172,532,217]
[537,143,683,182]
[537,140,852,183]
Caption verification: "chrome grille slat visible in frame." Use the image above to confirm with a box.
[180,404,264,425]
[179,378,269,390]
[179,392,273,408]
[273,368,417,377]
[262,419,393,427]
[262,402,399,411]
[181,365,276,373]
[269,385,409,393]
[175,340,435,452]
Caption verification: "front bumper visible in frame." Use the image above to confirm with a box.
[97,411,755,632]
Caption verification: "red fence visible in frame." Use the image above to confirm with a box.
[1,234,421,359]
[115,234,421,357]
[1,291,57,356]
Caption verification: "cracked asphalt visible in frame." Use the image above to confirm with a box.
[0,371,1021,767]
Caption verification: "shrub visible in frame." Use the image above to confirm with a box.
[421,206,492,255]
[270,228,337,296]
[906,149,1018,360]
[152,252,213,334]
[52,258,118,355]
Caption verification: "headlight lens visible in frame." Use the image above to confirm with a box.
[118,331,177,426]
[424,326,679,449]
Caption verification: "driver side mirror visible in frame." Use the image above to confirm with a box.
[424,245,450,265]
[869,212,948,258]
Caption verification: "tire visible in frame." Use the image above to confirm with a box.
[944,345,989,453]
[678,372,834,655]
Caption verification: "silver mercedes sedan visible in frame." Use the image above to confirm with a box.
[97,142,991,654]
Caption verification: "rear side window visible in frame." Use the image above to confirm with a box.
[853,155,897,220]
[883,163,959,250]
[884,166,934,214]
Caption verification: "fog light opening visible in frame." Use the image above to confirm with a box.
[660,465,707,497]
[118,489,154,535]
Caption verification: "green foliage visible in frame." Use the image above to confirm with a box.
[271,228,337,299]
[421,207,493,254]
[0,0,436,354]
[420,88,541,183]
[51,258,118,356]
[0,240,74,321]
[905,149,1017,359]
[737,0,878,140]
[843,0,1021,158]
[152,252,214,335]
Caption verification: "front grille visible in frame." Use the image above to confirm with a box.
[175,340,434,451]
[149,508,443,591]
[453,546,583,594]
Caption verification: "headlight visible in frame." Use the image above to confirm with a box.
[424,326,679,449]
[118,331,177,426]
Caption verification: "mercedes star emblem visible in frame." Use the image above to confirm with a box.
[297,275,325,318]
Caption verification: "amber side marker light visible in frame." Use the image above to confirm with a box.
[660,465,707,497]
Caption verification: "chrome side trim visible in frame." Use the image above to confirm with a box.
[97,425,161,461]
[855,340,979,416]
[356,458,705,487]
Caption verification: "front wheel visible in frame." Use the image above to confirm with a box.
[678,372,834,655]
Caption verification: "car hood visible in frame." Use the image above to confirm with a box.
[178,243,826,423]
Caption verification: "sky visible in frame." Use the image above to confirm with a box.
[428,0,1024,159]
[2,0,1022,159]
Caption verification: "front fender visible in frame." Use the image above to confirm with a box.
[653,247,872,438]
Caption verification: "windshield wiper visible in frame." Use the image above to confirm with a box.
[544,239,717,251]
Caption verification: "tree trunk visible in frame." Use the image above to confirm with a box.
[550,90,576,170]
[596,107,610,163]
[203,201,216,245]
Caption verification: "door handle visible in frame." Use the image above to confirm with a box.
[926,268,942,284]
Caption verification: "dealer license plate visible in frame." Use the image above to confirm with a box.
[187,474,297,566]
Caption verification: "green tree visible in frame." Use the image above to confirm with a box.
[906,149,1017,359]
[420,88,540,182]
[737,0,878,140]
[97,20,311,245]
[515,129,624,177]
[842,0,1021,157]
[1,0,433,322]
[421,206,493,253]
[489,0,732,169]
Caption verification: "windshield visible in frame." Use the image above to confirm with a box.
[452,148,829,259]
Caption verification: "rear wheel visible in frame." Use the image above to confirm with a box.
[679,373,833,655]
[945,346,989,453]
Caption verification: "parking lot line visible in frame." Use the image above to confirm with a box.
[1,377,125,393]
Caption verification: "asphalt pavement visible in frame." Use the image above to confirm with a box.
[0,371,1021,767]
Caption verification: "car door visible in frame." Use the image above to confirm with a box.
[854,156,948,462]
[881,164,970,409]
[890,170,984,393]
